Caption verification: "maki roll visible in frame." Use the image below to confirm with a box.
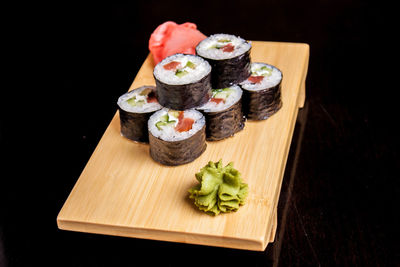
[153,54,212,110]
[240,63,283,120]
[148,108,206,166]
[196,34,251,88]
[197,85,245,141]
[117,85,162,143]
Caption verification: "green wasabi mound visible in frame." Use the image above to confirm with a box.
[188,160,248,216]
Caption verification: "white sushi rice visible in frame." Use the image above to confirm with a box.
[117,86,162,113]
[197,85,242,112]
[153,54,211,85]
[148,108,205,141]
[196,34,251,60]
[240,63,282,91]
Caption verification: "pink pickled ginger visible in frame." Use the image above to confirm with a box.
[149,21,207,65]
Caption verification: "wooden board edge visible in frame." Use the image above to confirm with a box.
[259,208,277,251]
[262,57,306,248]
[269,210,278,243]
[298,43,310,108]
[57,218,266,251]
[260,110,302,251]
[265,106,300,234]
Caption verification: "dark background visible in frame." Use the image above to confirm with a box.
[1,1,398,266]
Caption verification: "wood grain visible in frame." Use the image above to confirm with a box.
[57,41,309,251]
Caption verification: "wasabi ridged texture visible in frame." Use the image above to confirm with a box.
[188,160,248,215]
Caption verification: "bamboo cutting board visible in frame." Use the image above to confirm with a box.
[57,41,309,251]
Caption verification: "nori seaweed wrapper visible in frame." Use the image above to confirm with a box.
[154,73,212,110]
[118,108,155,143]
[149,125,207,166]
[197,50,251,89]
[241,82,283,120]
[200,100,245,141]
[118,86,161,143]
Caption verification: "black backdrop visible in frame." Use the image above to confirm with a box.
[1,1,398,266]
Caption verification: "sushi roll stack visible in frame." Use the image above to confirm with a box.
[117,33,283,166]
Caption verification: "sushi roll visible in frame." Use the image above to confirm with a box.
[153,54,212,110]
[197,85,245,141]
[148,108,207,166]
[117,85,162,143]
[240,63,283,120]
[196,34,251,88]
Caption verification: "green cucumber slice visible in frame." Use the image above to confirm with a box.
[185,61,196,69]
[164,120,176,126]
[126,96,136,106]
[168,110,180,118]
[139,88,152,96]
[175,69,189,77]
[155,121,166,130]
[209,44,223,49]
[252,66,273,77]
[212,88,233,99]
[214,91,231,99]
[127,96,145,107]
[155,120,176,130]
[260,66,273,76]
[159,114,169,122]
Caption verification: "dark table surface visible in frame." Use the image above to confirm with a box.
[1,2,398,266]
